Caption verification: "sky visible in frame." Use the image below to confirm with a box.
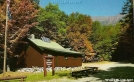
[39,0,126,16]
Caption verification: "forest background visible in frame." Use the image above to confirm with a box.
[0,0,133,71]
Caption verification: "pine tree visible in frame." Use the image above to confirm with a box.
[112,0,134,62]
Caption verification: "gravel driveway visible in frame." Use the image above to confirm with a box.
[40,62,134,82]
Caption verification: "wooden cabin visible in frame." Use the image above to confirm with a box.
[17,36,83,68]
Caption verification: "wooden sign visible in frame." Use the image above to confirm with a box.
[44,56,54,76]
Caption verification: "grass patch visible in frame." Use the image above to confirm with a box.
[93,66,134,80]
[26,72,59,82]
[0,70,72,82]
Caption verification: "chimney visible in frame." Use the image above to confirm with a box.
[30,34,35,39]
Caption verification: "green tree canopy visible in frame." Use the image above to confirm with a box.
[91,21,121,61]
[33,3,68,41]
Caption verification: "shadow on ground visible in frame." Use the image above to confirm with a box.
[92,66,134,80]
[60,67,134,81]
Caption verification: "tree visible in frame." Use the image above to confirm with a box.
[0,0,4,5]
[66,12,93,55]
[90,21,102,44]
[0,0,38,55]
[91,21,121,61]
[32,0,40,5]
[32,3,68,42]
[112,0,134,62]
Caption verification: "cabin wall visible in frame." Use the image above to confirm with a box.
[55,56,82,67]
[18,46,82,68]
[25,46,44,67]
[18,46,47,67]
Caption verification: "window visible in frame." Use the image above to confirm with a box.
[74,57,77,60]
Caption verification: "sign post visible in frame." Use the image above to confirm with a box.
[44,56,54,76]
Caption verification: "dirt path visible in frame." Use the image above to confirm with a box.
[82,61,134,71]
[40,61,134,82]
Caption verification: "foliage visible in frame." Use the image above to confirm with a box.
[112,0,134,62]
[0,0,4,5]
[66,12,93,54]
[31,0,40,5]
[91,21,121,61]
[32,3,68,41]
[0,0,38,55]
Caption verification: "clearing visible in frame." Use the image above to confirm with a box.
[41,61,134,82]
